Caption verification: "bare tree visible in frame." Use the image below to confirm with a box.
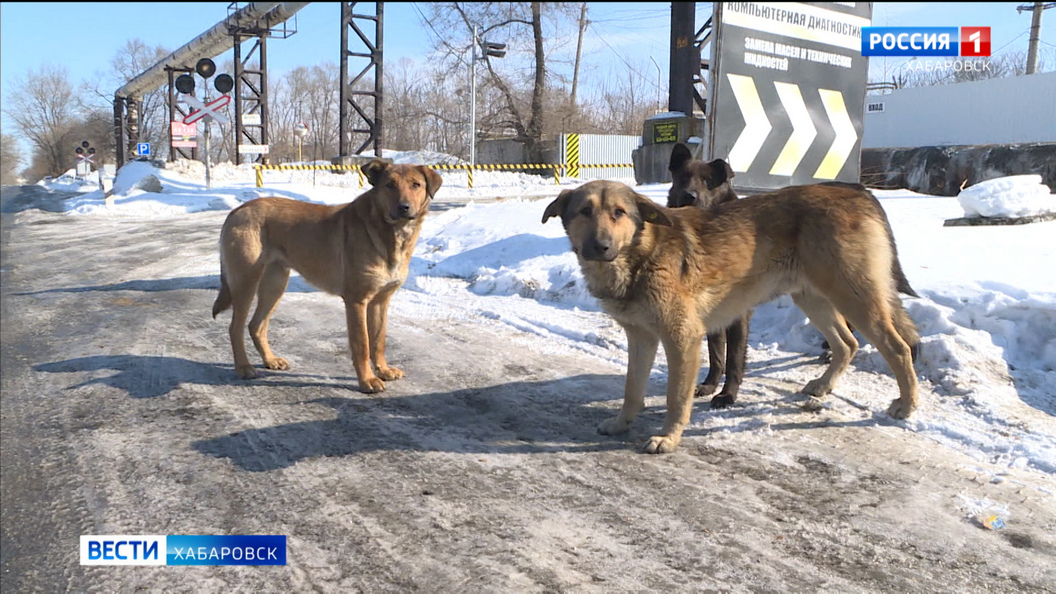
[582,63,658,136]
[424,2,583,162]
[278,64,342,162]
[82,39,171,161]
[4,65,79,178]
[1,134,24,184]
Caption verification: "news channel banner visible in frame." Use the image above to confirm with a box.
[81,535,286,566]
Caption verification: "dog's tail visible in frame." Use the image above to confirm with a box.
[892,252,918,298]
[212,261,232,319]
[858,188,918,299]
[863,187,921,360]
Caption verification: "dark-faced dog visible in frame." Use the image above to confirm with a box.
[667,143,748,409]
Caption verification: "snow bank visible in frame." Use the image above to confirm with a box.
[957,174,1056,218]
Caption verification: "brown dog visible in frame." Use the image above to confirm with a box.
[666,143,748,408]
[543,180,920,454]
[212,159,442,392]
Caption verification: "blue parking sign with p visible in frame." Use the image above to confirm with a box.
[136,143,150,156]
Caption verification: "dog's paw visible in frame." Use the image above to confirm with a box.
[695,382,720,398]
[710,393,736,409]
[801,378,832,398]
[597,416,632,436]
[643,434,680,454]
[801,396,826,412]
[376,366,404,381]
[264,357,289,371]
[359,376,387,393]
[236,364,258,379]
[886,398,916,420]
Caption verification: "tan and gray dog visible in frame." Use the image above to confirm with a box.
[543,180,920,453]
[212,159,442,392]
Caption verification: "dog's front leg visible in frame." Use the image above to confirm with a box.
[344,297,386,393]
[368,289,403,381]
[645,332,704,454]
[599,325,658,437]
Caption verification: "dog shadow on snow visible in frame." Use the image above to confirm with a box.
[32,355,362,399]
[189,375,666,471]
[33,352,925,472]
[11,274,319,296]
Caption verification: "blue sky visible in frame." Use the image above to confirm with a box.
[2,2,1052,143]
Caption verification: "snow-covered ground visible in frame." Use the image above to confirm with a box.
[43,154,1056,481]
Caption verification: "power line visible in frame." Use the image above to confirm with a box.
[991,29,1030,56]
[410,2,471,69]
[587,26,663,93]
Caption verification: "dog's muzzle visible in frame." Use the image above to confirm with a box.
[581,237,618,262]
[391,202,417,220]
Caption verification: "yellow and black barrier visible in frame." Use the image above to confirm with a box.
[253,164,365,188]
[565,133,580,178]
[253,162,633,189]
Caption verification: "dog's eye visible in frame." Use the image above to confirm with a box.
[412,181,422,189]
[387,181,397,189]
[579,206,592,217]
[613,208,626,218]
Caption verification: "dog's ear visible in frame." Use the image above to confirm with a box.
[635,194,672,227]
[669,143,693,172]
[708,159,735,185]
[542,189,573,224]
[362,159,388,186]
[418,166,443,198]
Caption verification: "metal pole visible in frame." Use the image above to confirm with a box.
[669,2,696,115]
[204,79,212,190]
[470,24,477,166]
[650,56,662,113]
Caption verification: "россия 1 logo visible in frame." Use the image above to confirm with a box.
[861,27,991,57]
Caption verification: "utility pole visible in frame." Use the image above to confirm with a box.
[468,26,506,166]
[570,2,588,106]
[1018,2,1054,75]
[470,24,477,166]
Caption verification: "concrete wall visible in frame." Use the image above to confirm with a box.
[863,72,1056,149]
[477,139,528,165]
[861,143,1056,196]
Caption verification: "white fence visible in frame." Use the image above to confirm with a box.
[560,133,642,180]
[863,72,1056,149]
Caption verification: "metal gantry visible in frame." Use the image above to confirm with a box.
[340,1,384,158]
[233,32,269,165]
[694,16,712,117]
[112,2,309,167]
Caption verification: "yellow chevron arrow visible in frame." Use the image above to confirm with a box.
[769,82,817,177]
[726,74,772,173]
[814,89,857,180]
